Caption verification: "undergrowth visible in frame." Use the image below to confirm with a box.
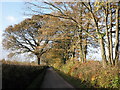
[53,60,119,88]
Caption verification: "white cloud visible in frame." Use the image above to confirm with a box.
[6,16,17,23]
[22,16,31,19]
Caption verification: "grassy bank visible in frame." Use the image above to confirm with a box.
[53,60,120,88]
[2,61,47,89]
[55,68,94,88]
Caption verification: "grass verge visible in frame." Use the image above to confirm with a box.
[54,68,94,88]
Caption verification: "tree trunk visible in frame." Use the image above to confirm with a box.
[105,3,111,64]
[82,2,107,66]
[78,25,84,62]
[63,58,66,64]
[114,2,119,66]
[83,47,87,63]
[94,14,107,67]
[83,27,89,63]
[79,42,84,62]
[83,34,87,63]
[99,35,107,67]
[109,3,114,65]
[37,55,41,65]
[79,3,84,63]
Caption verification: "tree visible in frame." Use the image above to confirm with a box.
[24,1,119,67]
[81,2,108,67]
[82,1,120,66]
[2,15,56,65]
[114,2,120,66]
[25,2,88,63]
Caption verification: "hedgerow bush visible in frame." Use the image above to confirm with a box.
[53,60,119,88]
[2,61,46,89]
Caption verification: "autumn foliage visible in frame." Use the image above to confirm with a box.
[2,1,120,89]
[53,60,119,88]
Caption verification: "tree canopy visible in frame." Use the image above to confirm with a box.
[3,1,120,67]
[3,15,60,64]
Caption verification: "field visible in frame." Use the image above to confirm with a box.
[2,60,47,89]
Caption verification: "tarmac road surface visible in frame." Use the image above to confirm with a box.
[41,67,74,88]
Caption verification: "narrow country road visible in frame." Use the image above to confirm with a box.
[41,67,74,88]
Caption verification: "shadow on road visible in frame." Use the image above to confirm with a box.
[40,67,74,88]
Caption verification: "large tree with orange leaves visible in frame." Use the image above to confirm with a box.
[2,15,60,65]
